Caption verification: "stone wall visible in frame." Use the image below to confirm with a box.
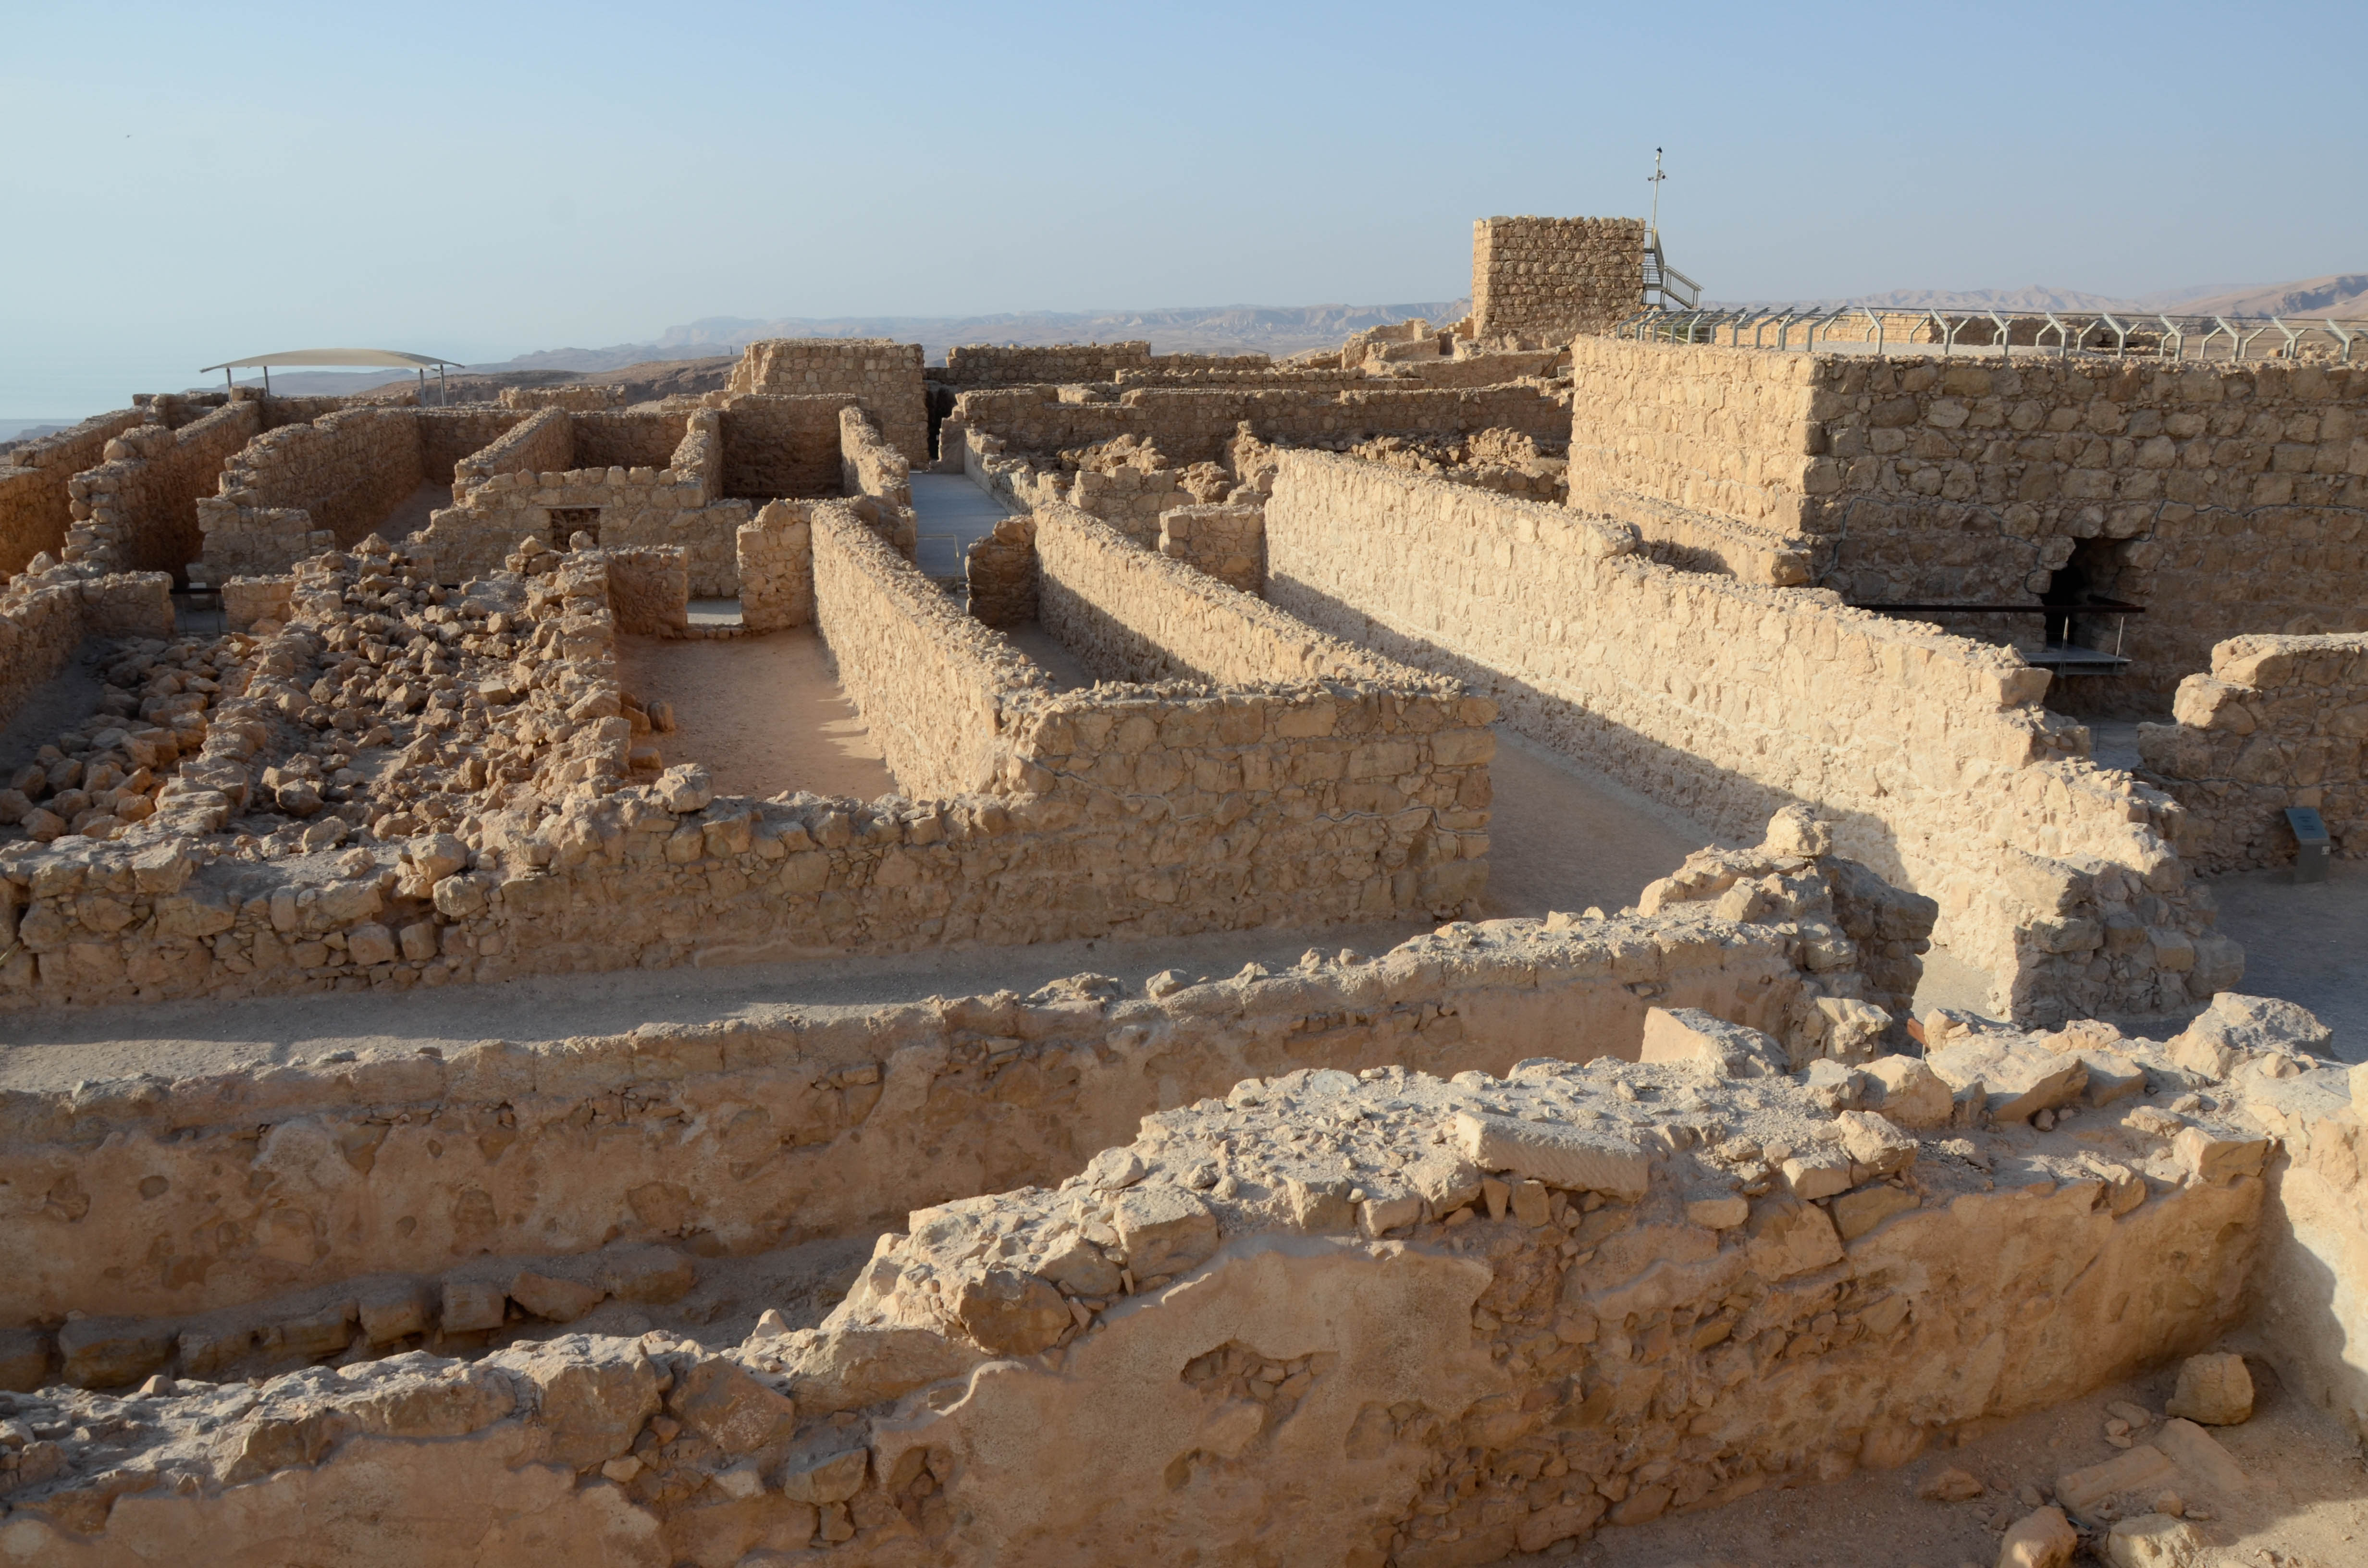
[810,501,1050,799]
[2137,633,2368,870]
[573,412,693,475]
[0,911,1808,1334]
[72,401,263,581]
[0,977,2336,1567]
[728,340,928,467]
[1564,337,2368,713]
[1261,449,2232,1025]
[0,410,142,579]
[419,410,750,594]
[951,382,1576,469]
[1469,215,1647,345]
[604,545,691,637]
[1036,504,1397,689]
[838,406,911,511]
[189,406,531,583]
[965,514,1037,627]
[1157,502,1264,593]
[714,393,856,502]
[737,501,815,632]
[934,342,1274,389]
[501,384,627,411]
[206,405,425,542]
[0,510,1494,1015]
[451,406,571,492]
[417,408,533,482]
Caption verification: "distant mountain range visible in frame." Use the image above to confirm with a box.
[1714,273,2368,318]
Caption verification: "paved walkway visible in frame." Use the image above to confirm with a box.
[909,473,1011,581]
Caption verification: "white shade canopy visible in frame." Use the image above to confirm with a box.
[199,348,459,372]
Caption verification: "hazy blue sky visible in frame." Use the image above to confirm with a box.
[4,0,2362,416]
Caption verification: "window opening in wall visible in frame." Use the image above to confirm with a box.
[548,507,601,548]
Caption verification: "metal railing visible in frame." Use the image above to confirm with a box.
[1613,304,2366,362]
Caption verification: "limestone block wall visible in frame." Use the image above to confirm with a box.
[70,401,263,580]
[0,506,1494,1016]
[811,501,1051,799]
[728,339,928,466]
[1036,505,1399,689]
[571,411,693,474]
[2137,633,2368,870]
[206,404,425,542]
[934,342,1275,390]
[965,513,1037,627]
[715,392,858,500]
[1469,215,1647,345]
[603,544,691,636]
[1112,367,1361,391]
[1262,449,2230,1025]
[451,405,571,492]
[417,407,531,480]
[590,415,751,595]
[1565,337,2368,712]
[951,382,1577,468]
[839,405,912,511]
[738,500,815,631]
[420,410,750,594]
[1158,502,1264,593]
[190,404,523,583]
[0,409,142,578]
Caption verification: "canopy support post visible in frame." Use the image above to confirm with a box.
[223,368,233,397]
[262,364,271,397]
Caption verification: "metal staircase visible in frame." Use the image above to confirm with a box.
[1642,228,1699,310]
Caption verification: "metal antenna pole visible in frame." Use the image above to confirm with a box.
[1647,147,1665,243]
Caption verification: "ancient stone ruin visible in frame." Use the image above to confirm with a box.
[0,215,2361,1567]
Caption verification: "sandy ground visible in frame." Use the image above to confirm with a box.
[615,629,896,802]
[379,481,452,544]
[1527,1350,2368,1568]
[1480,730,1721,919]
[1002,620,1095,690]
